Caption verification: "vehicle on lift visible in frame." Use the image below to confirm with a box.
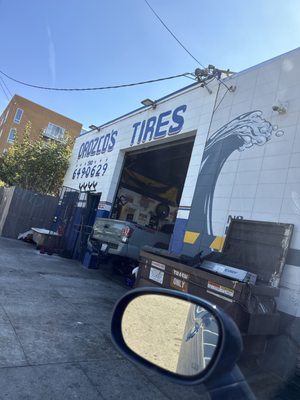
[87,184,177,272]
[87,215,174,272]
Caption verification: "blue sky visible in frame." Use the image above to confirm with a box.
[0,0,299,128]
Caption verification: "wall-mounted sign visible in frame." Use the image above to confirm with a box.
[77,129,118,160]
[130,104,187,146]
[63,103,190,193]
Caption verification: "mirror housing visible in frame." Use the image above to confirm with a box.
[111,287,243,385]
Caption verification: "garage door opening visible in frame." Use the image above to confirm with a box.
[111,136,195,241]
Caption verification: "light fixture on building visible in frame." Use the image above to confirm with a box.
[89,124,101,131]
[272,103,287,114]
[141,98,156,109]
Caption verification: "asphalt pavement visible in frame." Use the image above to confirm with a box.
[0,237,208,400]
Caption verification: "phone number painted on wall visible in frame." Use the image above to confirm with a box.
[72,161,108,180]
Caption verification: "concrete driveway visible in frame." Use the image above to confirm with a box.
[0,237,207,400]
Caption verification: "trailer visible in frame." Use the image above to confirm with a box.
[136,219,294,369]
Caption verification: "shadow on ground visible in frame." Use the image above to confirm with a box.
[0,238,208,400]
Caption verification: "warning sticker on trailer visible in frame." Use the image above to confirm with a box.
[170,277,188,292]
[207,281,234,298]
[149,267,164,284]
[207,290,233,303]
[172,269,189,280]
[170,269,189,292]
[151,261,166,270]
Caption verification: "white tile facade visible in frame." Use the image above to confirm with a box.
[62,48,300,316]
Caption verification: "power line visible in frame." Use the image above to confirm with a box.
[0,78,10,101]
[144,0,234,92]
[213,85,231,114]
[0,75,12,98]
[144,0,206,69]
[0,81,9,101]
[0,69,193,92]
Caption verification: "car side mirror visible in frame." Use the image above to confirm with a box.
[111,288,255,399]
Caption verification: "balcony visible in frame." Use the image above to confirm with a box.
[43,123,65,142]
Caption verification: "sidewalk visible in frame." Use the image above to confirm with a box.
[0,237,207,400]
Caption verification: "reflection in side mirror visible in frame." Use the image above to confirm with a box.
[112,289,254,398]
[121,294,220,377]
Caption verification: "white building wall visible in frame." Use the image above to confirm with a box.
[202,49,300,316]
[63,47,300,317]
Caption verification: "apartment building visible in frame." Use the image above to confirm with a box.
[0,95,82,152]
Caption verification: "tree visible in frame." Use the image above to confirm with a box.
[0,121,73,196]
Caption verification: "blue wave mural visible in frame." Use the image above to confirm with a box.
[184,110,284,253]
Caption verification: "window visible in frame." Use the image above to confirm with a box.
[43,123,65,141]
[14,108,23,124]
[0,128,3,138]
[7,128,16,144]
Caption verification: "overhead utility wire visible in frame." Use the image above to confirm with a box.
[144,0,206,69]
[0,75,12,98]
[0,78,10,101]
[144,0,233,91]
[0,69,193,92]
